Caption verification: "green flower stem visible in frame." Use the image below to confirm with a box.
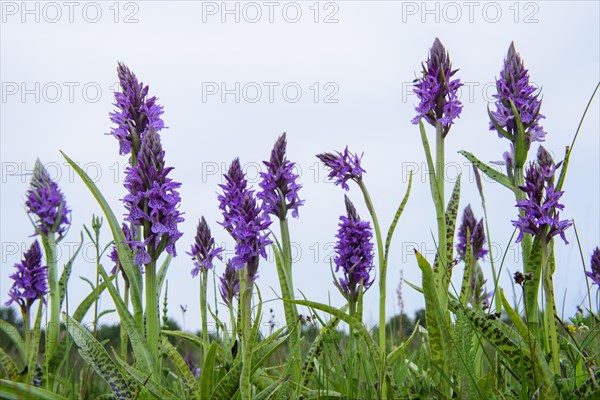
[145,257,159,372]
[92,240,101,337]
[200,269,210,360]
[121,280,129,361]
[435,122,448,299]
[279,217,302,380]
[42,233,59,359]
[229,305,237,344]
[348,299,357,396]
[23,307,31,362]
[480,197,501,313]
[356,179,386,398]
[541,240,560,373]
[239,266,253,400]
[514,166,537,333]
[280,218,298,334]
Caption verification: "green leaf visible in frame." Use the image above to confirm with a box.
[240,286,263,400]
[157,254,172,298]
[0,320,25,363]
[444,175,461,266]
[63,313,137,399]
[0,379,68,400]
[459,150,513,191]
[49,278,113,373]
[386,321,420,366]
[419,121,443,219]
[414,250,453,374]
[27,304,42,385]
[211,361,242,400]
[162,330,204,349]
[162,336,201,399]
[113,354,178,400]
[200,341,218,399]
[61,151,143,331]
[272,242,297,334]
[447,298,540,389]
[97,266,155,374]
[454,311,476,399]
[459,237,472,305]
[524,236,543,330]
[210,329,290,400]
[282,299,382,380]
[58,232,83,309]
[384,171,412,263]
[0,346,20,379]
[574,370,600,399]
[500,289,531,343]
[253,375,287,400]
[300,316,341,388]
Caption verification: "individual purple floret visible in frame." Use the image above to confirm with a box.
[316,147,366,191]
[109,62,165,156]
[457,205,488,261]
[188,216,223,277]
[411,37,463,135]
[333,195,375,302]
[586,247,600,286]
[218,159,249,233]
[122,128,183,265]
[220,260,240,306]
[258,133,304,219]
[5,241,48,310]
[25,159,70,238]
[512,147,571,244]
[489,42,545,147]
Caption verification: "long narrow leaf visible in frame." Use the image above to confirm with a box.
[26,304,42,385]
[0,379,68,400]
[0,320,25,363]
[58,232,83,309]
[113,354,178,400]
[61,151,144,331]
[459,150,513,191]
[97,265,155,374]
[63,313,137,399]
[162,336,200,399]
[0,346,20,379]
[200,341,218,399]
[384,171,412,262]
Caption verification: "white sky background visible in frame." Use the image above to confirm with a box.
[1,1,599,334]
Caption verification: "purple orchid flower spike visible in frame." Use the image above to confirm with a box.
[586,247,600,286]
[412,37,463,136]
[218,159,271,280]
[258,133,304,220]
[512,146,571,244]
[333,195,375,302]
[109,62,165,156]
[26,159,70,238]
[220,260,240,306]
[457,205,488,261]
[316,147,366,191]
[188,216,223,277]
[5,241,48,311]
[490,42,545,148]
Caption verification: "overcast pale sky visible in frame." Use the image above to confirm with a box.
[1,1,599,332]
